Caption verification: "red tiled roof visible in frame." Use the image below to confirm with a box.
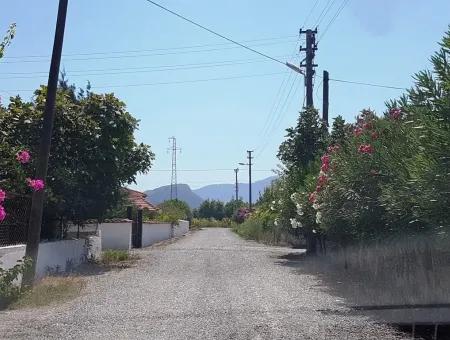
[123,188,158,211]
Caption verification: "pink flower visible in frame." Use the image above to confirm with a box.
[317,174,328,187]
[353,127,363,137]
[389,108,402,119]
[0,206,6,222]
[0,189,5,203]
[321,163,330,172]
[16,150,31,164]
[371,131,379,140]
[308,192,316,203]
[358,144,374,154]
[327,145,340,153]
[363,122,373,130]
[26,178,45,191]
[321,154,330,165]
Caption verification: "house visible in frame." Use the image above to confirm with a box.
[123,188,158,213]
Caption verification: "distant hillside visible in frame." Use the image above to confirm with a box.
[193,176,277,202]
[145,184,203,209]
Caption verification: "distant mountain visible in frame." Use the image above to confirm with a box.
[193,176,277,202]
[145,176,277,209]
[145,184,203,209]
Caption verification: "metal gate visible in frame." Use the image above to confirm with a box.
[131,209,143,248]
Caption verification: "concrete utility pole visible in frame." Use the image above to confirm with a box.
[23,0,69,286]
[299,28,318,107]
[234,168,239,201]
[322,70,329,126]
[238,150,253,210]
[247,150,253,209]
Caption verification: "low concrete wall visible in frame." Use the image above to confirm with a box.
[0,239,88,278]
[141,222,172,247]
[174,220,190,237]
[98,221,132,250]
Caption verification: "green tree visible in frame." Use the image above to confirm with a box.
[0,83,154,237]
[330,115,347,145]
[277,107,328,171]
[224,198,245,218]
[0,23,15,59]
[196,199,225,220]
[157,200,192,223]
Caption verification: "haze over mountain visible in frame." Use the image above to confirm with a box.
[145,184,203,209]
[145,176,277,209]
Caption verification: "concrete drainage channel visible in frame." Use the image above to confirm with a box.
[352,304,450,339]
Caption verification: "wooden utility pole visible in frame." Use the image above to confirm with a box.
[299,28,318,107]
[234,168,239,201]
[323,70,329,126]
[23,0,69,286]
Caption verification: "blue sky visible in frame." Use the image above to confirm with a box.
[1,0,449,190]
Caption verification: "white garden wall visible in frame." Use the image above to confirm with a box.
[98,221,132,250]
[0,239,87,278]
[174,220,189,237]
[141,222,172,247]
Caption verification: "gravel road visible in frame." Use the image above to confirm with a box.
[0,228,405,339]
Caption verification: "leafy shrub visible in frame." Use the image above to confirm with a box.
[101,249,130,264]
[191,218,235,229]
[156,199,192,224]
[0,257,32,309]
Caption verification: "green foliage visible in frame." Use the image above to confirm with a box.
[0,81,155,236]
[101,249,130,264]
[330,115,347,145]
[0,23,15,59]
[0,257,32,309]
[224,198,246,219]
[277,107,328,171]
[191,218,234,229]
[157,199,192,224]
[194,199,225,220]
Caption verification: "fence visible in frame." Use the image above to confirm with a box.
[0,194,30,246]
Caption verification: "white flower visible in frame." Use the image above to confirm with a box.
[312,229,317,234]
[274,218,279,226]
[312,203,320,210]
[315,212,322,224]
[272,200,276,205]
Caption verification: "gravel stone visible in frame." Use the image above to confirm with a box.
[0,228,406,339]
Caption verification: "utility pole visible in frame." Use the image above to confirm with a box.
[299,28,318,107]
[247,150,253,210]
[23,0,69,286]
[168,137,181,200]
[234,168,239,201]
[238,150,253,210]
[323,70,329,126]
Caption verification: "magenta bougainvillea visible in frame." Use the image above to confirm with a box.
[26,178,45,192]
[16,150,31,164]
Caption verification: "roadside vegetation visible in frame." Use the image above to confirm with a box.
[9,276,85,309]
[233,28,450,253]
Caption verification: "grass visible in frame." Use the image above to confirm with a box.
[292,234,450,307]
[10,276,85,309]
[99,249,138,268]
[191,218,236,230]
[232,219,299,246]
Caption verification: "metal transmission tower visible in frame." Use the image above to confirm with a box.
[234,168,239,201]
[299,28,318,107]
[168,137,181,200]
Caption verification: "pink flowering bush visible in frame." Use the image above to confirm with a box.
[16,150,30,164]
[26,178,45,191]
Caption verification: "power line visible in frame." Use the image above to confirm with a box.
[0,54,293,76]
[0,71,286,93]
[149,168,274,172]
[143,0,286,66]
[328,77,406,90]
[0,55,293,80]
[0,39,296,64]
[318,0,350,41]
[316,0,338,27]
[1,35,297,59]
[302,0,320,28]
